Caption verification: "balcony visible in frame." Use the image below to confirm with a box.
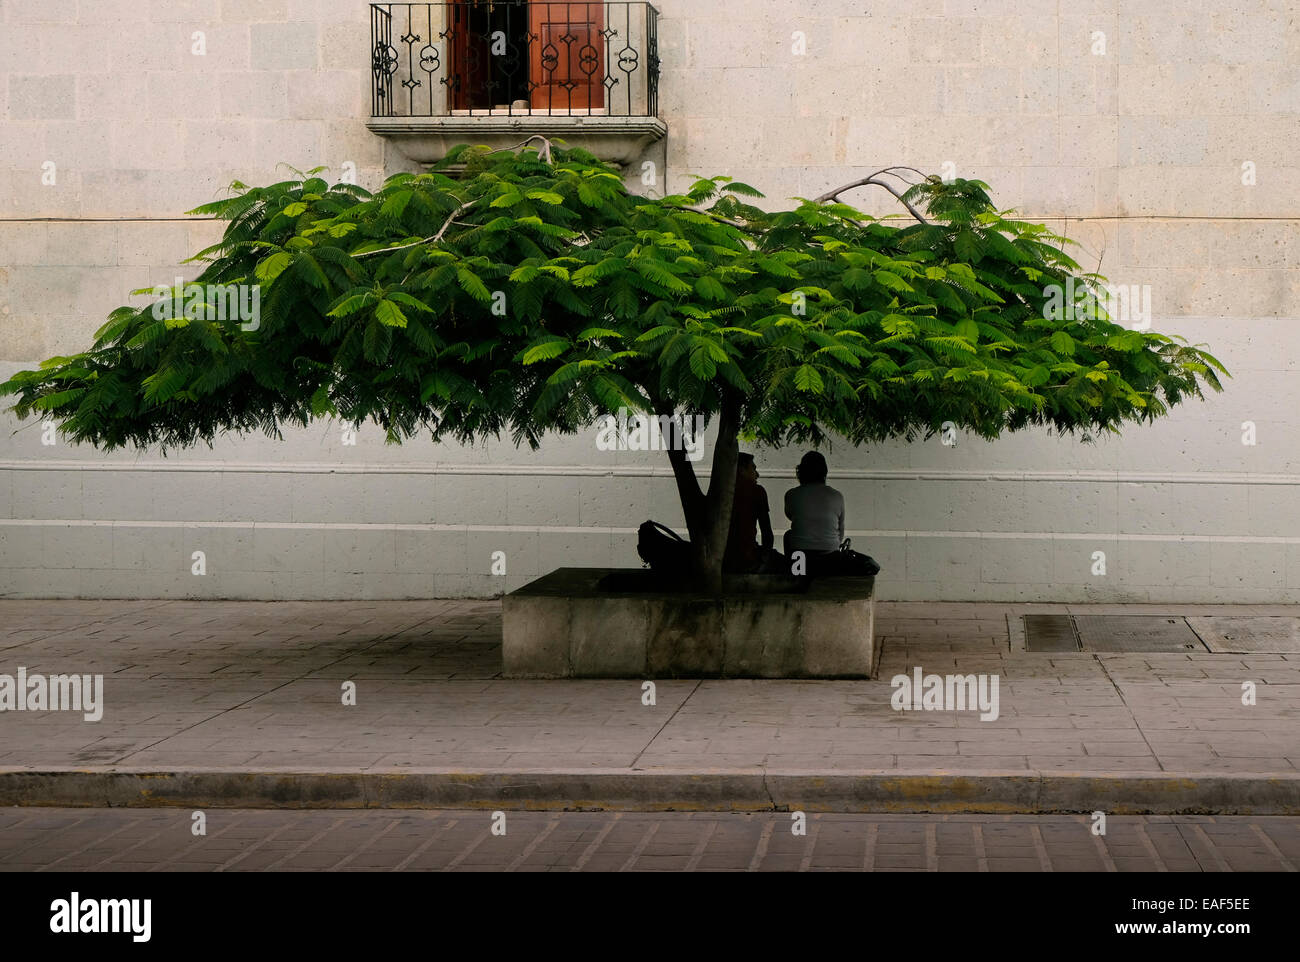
[367,2,666,167]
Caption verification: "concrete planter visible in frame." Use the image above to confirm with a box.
[503,568,877,679]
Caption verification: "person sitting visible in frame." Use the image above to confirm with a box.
[724,453,785,574]
[783,451,879,577]
[784,451,844,556]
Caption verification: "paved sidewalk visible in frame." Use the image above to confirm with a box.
[1,600,1298,812]
[5,809,1297,872]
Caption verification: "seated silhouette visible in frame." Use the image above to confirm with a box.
[724,453,786,574]
[783,451,879,578]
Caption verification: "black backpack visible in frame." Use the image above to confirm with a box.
[636,520,691,574]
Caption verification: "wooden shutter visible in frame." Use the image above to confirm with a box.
[528,1,605,111]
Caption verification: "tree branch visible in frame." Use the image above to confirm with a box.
[353,237,436,259]
[697,396,742,585]
[815,166,927,202]
[666,442,706,538]
[816,166,932,225]
[431,199,478,242]
[502,135,555,164]
[662,204,760,234]
[352,198,479,259]
[704,397,741,513]
[645,376,706,537]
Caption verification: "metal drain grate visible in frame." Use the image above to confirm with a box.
[1023,615,1080,652]
[1073,615,1207,652]
[1024,615,1210,652]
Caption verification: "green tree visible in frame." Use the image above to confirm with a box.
[3,141,1226,592]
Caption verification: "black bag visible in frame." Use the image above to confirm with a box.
[806,541,881,578]
[836,549,882,577]
[637,520,691,574]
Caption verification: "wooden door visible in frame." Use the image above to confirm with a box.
[449,1,474,111]
[528,1,605,112]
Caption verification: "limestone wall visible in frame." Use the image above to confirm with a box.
[1,0,1297,601]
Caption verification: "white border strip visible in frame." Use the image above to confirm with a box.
[3,460,1300,486]
[3,519,1300,544]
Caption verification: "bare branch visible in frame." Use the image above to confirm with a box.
[815,166,932,225]
[432,199,478,242]
[353,237,436,260]
[352,198,479,259]
[502,135,554,164]
[662,204,759,233]
[814,166,927,202]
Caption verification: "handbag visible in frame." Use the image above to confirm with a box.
[636,520,692,574]
[804,539,881,577]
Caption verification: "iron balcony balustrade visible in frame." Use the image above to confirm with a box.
[368,1,666,166]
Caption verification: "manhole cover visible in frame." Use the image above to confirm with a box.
[1023,615,1080,652]
[1185,617,1300,653]
[1073,615,1207,652]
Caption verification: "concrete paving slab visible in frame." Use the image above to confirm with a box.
[1,600,1299,812]
[1188,616,1300,653]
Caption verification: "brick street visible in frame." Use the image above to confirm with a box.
[2,809,1298,872]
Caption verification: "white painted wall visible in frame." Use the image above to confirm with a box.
[1,0,1297,601]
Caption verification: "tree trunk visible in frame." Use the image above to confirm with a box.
[665,398,741,595]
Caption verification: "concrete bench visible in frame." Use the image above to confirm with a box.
[503,567,877,679]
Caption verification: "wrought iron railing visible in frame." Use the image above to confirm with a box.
[371,2,659,118]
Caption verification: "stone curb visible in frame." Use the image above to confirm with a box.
[3,770,1299,814]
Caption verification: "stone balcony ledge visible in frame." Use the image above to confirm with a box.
[367,115,668,167]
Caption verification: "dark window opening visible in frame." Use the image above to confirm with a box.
[450,1,606,113]
[450,1,531,110]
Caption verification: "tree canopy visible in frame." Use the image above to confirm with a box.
[2,141,1227,587]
